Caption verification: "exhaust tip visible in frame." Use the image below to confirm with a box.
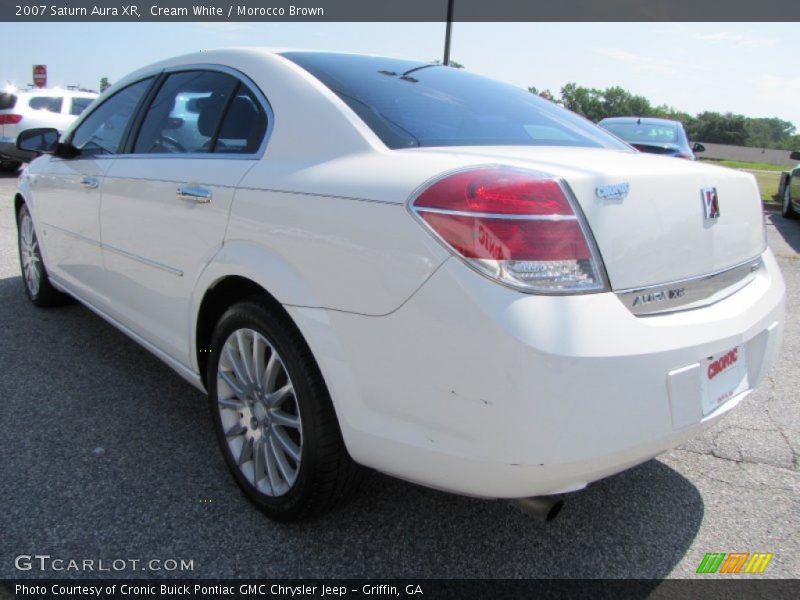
[511,496,565,522]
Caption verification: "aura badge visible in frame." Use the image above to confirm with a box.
[696,552,773,574]
[702,187,720,220]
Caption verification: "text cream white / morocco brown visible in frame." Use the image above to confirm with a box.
[14,49,784,520]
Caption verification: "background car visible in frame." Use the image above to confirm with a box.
[14,50,784,522]
[782,150,800,219]
[0,87,97,170]
[598,116,705,160]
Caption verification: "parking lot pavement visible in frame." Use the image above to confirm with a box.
[0,170,798,580]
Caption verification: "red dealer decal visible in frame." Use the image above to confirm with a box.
[708,348,738,380]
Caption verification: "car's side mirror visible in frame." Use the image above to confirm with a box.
[791,151,800,161]
[16,128,60,155]
[692,142,706,153]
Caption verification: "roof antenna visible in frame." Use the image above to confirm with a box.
[443,0,454,66]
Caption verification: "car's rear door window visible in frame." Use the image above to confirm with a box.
[133,70,240,154]
[70,78,154,156]
[29,96,63,113]
[213,86,267,154]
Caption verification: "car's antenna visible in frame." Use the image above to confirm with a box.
[443,0,454,66]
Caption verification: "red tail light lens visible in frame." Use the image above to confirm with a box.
[0,114,22,125]
[411,167,607,293]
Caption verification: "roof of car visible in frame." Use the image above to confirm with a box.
[15,88,98,98]
[599,117,681,126]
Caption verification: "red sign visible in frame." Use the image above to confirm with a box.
[33,65,47,88]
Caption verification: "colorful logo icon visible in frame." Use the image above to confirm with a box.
[702,187,720,220]
[696,552,773,574]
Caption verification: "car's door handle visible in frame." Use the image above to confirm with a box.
[176,185,212,204]
[80,176,99,189]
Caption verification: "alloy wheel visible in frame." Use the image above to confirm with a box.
[19,211,41,297]
[216,328,303,497]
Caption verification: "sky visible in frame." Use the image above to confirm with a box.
[2,21,798,129]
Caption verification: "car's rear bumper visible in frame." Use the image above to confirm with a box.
[288,248,784,498]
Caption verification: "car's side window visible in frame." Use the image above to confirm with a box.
[214,86,267,154]
[133,71,239,154]
[70,97,94,116]
[29,96,63,113]
[70,78,153,157]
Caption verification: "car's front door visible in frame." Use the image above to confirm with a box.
[33,78,154,305]
[100,69,268,365]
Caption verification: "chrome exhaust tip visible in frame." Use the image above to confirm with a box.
[510,496,564,522]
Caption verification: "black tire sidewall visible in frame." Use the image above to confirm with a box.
[207,300,331,520]
[783,186,797,219]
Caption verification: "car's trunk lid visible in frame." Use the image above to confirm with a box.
[406,146,765,292]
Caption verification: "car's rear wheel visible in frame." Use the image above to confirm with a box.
[208,299,363,521]
[783,184,797,219]
[17,204,69,307]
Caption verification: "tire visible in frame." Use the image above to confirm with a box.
[17,204,70,307]
[207,298,363,521]
[782,183,797,220]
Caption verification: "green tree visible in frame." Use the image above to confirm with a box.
[745,117,795,148]
[99,77,111,92]
[601,86,651,118]
[528,86,556,102]
[559,83,605,121]
[688,112,748,145]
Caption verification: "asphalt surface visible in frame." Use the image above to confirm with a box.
[0,169,798,580]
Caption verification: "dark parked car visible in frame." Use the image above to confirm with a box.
[782,151,800,219]
[598,117,705,160]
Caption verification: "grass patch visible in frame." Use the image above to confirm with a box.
[700,158,792,172]
[748,170,782,202]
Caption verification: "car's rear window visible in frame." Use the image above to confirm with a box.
[281,52,631,151]
[0,92,17,110]
[602,122,678,144]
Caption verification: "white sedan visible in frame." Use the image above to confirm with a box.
[15,49,785,522]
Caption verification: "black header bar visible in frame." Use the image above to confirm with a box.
[4,579,800,600]
[4,0,800,22]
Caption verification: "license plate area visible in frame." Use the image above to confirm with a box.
[701,345,749,416]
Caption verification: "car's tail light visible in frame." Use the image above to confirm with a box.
[410,167,607,293]
[0,114,22,125]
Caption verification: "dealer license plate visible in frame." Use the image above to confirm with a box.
[701,345,749,416]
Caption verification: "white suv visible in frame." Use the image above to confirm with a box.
[0,88,97,169]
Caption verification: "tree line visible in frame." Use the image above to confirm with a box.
[529,83,800,150]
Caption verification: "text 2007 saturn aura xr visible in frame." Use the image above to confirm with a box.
[15,50,784,521]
